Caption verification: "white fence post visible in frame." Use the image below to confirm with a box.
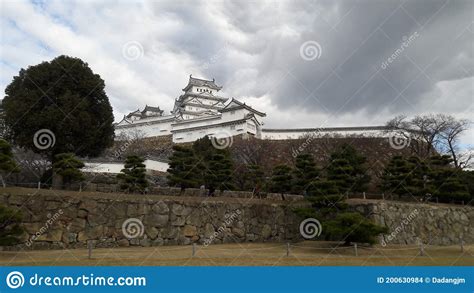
[354,243,358,256]
[419,242,424,256]
[460,237,464,253]
[286,243,290,257]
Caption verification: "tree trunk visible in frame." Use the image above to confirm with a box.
[52,171,63,190]
[0,174,5,188]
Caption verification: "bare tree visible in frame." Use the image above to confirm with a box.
[438,116,472,168]
[386,114,472,167]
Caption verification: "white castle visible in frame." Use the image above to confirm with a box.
[115,75,388,142]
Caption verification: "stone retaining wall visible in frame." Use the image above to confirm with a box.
[349,200,474,245]
[1,189,472,250]
[80,184,305,201]
[0,190,307,250]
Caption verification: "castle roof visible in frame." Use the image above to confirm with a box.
[142,105,164,116]
[220,98,266,117]
[182,75,222,92]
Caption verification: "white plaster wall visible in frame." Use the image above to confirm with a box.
[173,122,247,143]
[260,129,388,140]
[84,159,169,174]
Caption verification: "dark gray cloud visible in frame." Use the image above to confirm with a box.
[1,0,472,143]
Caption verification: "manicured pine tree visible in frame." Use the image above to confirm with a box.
[326,158,355,194]
[380,156,417,198]
[0,139,19,187]
[427,155,469,203]
[192,135,235,195]
[205,152,234,196]
[459,170,474,202]
[327,144,370,194]
[270,165,292,194]
[247,164,265,195]
[52,153,85,188]
[296,192,388,245]
[117,155,149,193]
[0,205,24,246]
[292,153,319,196]
[167,145,200,191]
[325,212,389,245]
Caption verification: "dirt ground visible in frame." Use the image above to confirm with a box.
[1,241,473,266]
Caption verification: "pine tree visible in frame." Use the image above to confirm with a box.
[192,136,235,195]
[427,155,469,203]
[270,165,292,194]
[311,179,340,197]
[292,153,319,195]
[167,145,200,191]
[247,164,265,196]
[327,158,355,194]
[0,139,19,187]
[52,153,85,188]
[0,205,24,246]
[327,144,370,194]
[380,156,417,198]
[326,212,389,245]
[296,194,388,245]
[117,155,148,193]
[205,152,234,196]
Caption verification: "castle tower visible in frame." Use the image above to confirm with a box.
[172,75,228,120]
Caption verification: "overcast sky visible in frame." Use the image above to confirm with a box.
[1,0,473,146]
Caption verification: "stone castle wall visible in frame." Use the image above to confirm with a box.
[1,189,472,250]
[0,189,308,250]
[350,199,474,246]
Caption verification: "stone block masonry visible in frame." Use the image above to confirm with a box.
[1,189,472,250]
[0,188,308,250]
[349,199,474,246]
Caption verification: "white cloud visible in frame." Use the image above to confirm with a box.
[1,0,472,147]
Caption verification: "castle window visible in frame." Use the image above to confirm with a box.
[230,125,236,130]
